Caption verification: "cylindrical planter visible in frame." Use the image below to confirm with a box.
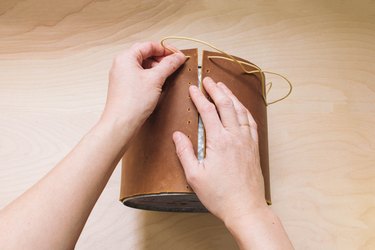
[120,48,270,212]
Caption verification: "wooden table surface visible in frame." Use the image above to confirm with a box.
[1,1,374,249]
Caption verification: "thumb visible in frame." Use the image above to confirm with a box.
[151,52,186,80]
[172,131,198,178]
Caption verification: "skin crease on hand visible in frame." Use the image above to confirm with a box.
[0,41,293,250]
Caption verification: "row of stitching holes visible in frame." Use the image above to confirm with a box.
[186,67,194,172]
[188,82,192,100]
[187,68,210,73]
[187,67,193,140]
[187,92,191,123]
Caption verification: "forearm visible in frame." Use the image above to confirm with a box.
[0,117,134,249]
[0,41,185,249]
[225,207,294,250]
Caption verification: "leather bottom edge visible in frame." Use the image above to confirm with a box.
[121,192,209,213]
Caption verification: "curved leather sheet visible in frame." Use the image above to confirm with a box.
[121,49,198,199]
[120,48,271,209]
[201,50,270,203]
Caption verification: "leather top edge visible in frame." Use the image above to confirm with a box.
[177,49,262,71]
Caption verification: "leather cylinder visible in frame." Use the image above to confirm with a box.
[120,49,271,212]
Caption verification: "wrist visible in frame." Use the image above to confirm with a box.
[224,205,273,231]
[94,114,138,147]
[100,105,151,130]
[224,206,293,250]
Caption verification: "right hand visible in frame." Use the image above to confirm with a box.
[172,77,267,224]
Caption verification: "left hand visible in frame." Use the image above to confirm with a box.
[101,41,186,130]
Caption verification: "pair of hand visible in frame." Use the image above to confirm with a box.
[102,41,267,224]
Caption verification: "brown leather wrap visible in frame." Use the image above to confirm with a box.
[201,50,271,203]
[120,49,271,212]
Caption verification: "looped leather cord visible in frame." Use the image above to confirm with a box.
[160,36,292,106]
[208,55,293,105]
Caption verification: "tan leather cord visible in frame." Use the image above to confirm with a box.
[160,36,292,106]
[208,55,293,105]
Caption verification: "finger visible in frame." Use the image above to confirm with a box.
[130,42,167,64]
[247,111,259,142]
[172,131,199,181]
[142,53,180,69]
[145,45,186,64]
[217,81,259,142]
[150,51,186,78]
[243,105,259,142]
[203,77,239,129]
[217,82,250,128]
[161,43,180,55]
[189,85,223,136]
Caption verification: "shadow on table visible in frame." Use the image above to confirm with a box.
[138,210,237,250]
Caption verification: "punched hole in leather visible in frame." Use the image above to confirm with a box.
[120,49,270,212]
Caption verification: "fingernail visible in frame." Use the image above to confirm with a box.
[190,85,198,92]
[181,53,188,61]
[173,131,181,142]
[175,51,185,58]
[203,76,212,82]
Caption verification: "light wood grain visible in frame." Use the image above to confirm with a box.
[1,0,374,249]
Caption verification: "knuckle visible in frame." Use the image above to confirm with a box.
[202,102,216,113]
[113,55,122,66]
[250,121,258,130]
[167,57,179,70]
[150,41,159,47]
[236,106,247,116]
[131,42,141,49]
[239,103,249,112]
[217,96,233,108]
[142,42,152,51]
[113,53,128,67]
[242,105,250,113]
[186,171,198,184]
